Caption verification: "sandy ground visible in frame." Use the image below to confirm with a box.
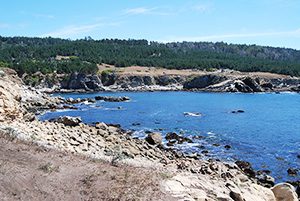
[0,132,174,201]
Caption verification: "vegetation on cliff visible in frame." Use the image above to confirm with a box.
[1,36,300,76]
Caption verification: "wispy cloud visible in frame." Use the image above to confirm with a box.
[192,4,211,13]
[123,7,172,16]
[41,22,119,38]
[33,14,55,19]
[163,29,300,42]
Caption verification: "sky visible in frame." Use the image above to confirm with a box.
[1,0,300,49]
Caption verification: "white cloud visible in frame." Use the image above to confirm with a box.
[163,29,300,42]
[41,22,119,38]
[123,7,172,16]
[124,7,153,15]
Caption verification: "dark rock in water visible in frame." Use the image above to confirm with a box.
[231,110,245,113]
[196,145,206,149]
[165,132,193,144]
[287,168,298,176]
[166,140,176,146]
[224,145,231,150]
[235,160,256,178]
[145,132,162,145]
[297,155,300,159]
[50,116,82,126]
[256,174,275,188]
[193,135,204,140]
[87,98,96,103]
[212,143,220,147]
[183,74,226,89]
[201,150,209,154]
[257,170,272,175]
[106,123,121,128]
[131,122,141,126]
[95,96,130,102]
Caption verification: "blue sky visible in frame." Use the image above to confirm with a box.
[1,0,300,49]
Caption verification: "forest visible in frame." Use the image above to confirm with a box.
[1,36,300,76]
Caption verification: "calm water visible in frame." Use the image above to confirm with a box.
[40,91,300,182]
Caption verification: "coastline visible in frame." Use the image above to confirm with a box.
[0,68,298,200]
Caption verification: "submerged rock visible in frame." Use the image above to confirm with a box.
[231,110,245,113]
[165,132,193,144]
[288,168,298,176]
[95,96,130,102]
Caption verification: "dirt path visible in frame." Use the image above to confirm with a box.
[0,133,174,201]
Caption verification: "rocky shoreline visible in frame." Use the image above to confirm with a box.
[1,67,299,200]
[28,66,300,94]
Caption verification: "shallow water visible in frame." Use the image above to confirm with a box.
[40,91,300,182]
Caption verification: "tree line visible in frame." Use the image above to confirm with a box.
[0,36,300,76]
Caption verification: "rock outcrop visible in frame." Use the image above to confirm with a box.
[183,74,226,89]
[61,72,103,91]
[50,116,82,127]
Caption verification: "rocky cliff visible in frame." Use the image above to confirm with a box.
[46,67,300,93]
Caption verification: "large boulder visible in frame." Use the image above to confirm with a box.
[145,132,162,145]
[165,132,193,144]
[235,160,256,178]
[183,74,226,89]
[50,116,82,126]
[272,183,298,201]
[241,77,263,92]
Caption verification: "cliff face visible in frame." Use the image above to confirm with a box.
[25,66,300,93]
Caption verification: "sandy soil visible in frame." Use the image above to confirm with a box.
[0,132,174,201]
[97,64,294,79]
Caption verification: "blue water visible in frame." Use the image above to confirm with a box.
[40,91,300,182]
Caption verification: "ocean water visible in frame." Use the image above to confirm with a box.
[40,91,300,182]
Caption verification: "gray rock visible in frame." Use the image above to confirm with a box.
[145,132,162,145]
[95,96,130,102]
[183,74,226,89]
[51,116,82,126]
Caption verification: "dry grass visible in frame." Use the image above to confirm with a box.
[0,131,175,201]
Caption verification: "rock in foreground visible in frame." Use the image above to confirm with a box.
[50,116,82,126]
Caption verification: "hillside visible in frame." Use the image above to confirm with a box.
[1,36,300,76]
